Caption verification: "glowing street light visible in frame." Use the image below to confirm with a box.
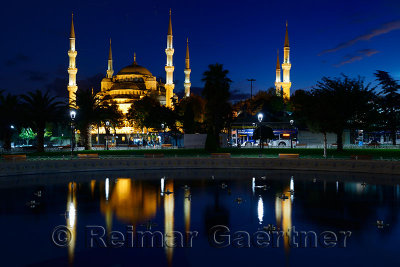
[290,119,294,148]
[257,113,263,150]
[258,113,263,123]
[105,120,110,150]
[70,110,76,157]
[70,110,76,120]
[161,123,165,147]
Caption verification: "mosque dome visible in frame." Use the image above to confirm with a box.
[117,54,152,76]
[117,63,153,76]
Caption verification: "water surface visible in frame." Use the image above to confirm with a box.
[1,169,399,266]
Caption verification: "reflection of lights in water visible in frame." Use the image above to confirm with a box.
[184,189,191,236]
[257,196,264,224]
[105,178,109,201]
[252,177,255,195]
[282,186,292,253]
[90,180,96,196]
[275,197,282,227]
[164,180,174,266]
[161,177,165,196]
[290,177,294,203]
[336,181,339,193]
[67,182,77,265]
[355,183,364,194]
[100,178,157,225]
[275,185,292,254]
[68,202,76,228]
[290,177,294,191]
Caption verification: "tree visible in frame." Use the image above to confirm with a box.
[176,94,206,134]
[374,71,400,145]
[312,75,375,150]
[291,89,333,157]
[19,128,37,145]
[20,90,63,152]
[127,95,182,145]
[253,125,275,148]
[73,89,122,150]
[127,95,163,130]
[0,91,20,150]
[202,63,232,151]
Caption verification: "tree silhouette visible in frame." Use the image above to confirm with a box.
[0,91,20,150]
[73,89,122,150]
[202,63,232,151]
[374,71,400,145]
[20,90,62,152]
[253,125,275,147]
[312,75,374,150]
[175,94,206,134]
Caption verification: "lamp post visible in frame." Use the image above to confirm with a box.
[105,120,110,151]
[70,110,76,158]
[258,113,263,149]
[290,119,294,149]
[161,123,165,148]
[247,79,256,99]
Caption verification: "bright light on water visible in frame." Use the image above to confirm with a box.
[161,177,165,196]
[257,196,264,224]
[105,178,109,201]
[290,176,294,191]
[252,177,255,195]
[68,202,76,228]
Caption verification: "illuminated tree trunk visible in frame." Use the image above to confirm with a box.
[37,127,45,152]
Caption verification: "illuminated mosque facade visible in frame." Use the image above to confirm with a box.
[67,11,191,137]
[275,22,292,99]
[67,11,290,144]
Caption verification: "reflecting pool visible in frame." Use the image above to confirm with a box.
[1,169,400,266]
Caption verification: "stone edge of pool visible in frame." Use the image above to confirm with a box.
[0,158,400,177]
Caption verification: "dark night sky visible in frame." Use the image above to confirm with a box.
[1,0,400,100]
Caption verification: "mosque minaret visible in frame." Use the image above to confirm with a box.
[275,21,292,99]
[106,38,113,79]
[275,49,281,95]
[165,9,175,107]
[184,38,191,97]
[67,13,78,106]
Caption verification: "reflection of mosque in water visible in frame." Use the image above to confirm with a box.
[61,172,399,265]
[273,176,293,254]
[65,177,187,266]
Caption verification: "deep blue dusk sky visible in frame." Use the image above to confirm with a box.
[1,0,400,100]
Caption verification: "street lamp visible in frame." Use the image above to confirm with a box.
[247,78,256,99]
[258,113,263,149]
[105,120,110,151]
[161,123,165,148]
[70,110,76,157]
[290,119,294,149]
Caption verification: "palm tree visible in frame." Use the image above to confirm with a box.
[202,63,232,151]
[73,89,122,150]
[0,91,20,150]
[20,90,63,152]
